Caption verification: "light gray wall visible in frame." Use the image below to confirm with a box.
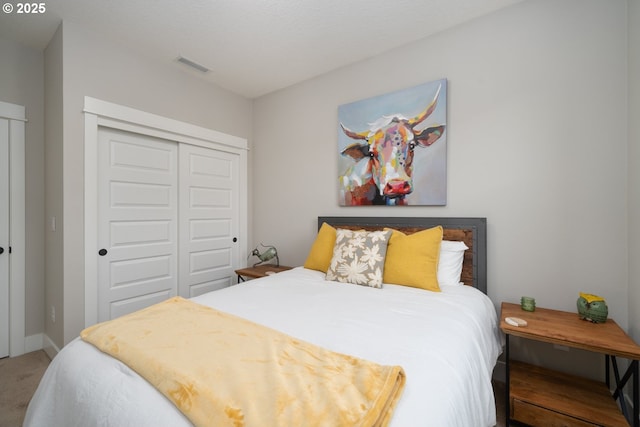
[253,0,629,376]
[629,0,640,343]
[47,21,254,347]
[44,27,64,355]
[43,25,64,350]
[0,37,45,338]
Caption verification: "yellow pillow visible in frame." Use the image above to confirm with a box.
[383,226,443,291]
[303,223,337,272]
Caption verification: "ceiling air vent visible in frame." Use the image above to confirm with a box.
[176,56,210,73]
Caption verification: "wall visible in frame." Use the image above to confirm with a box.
[0,37,45,340]
[46,21,254,347]
[253,0,629,377]
[43,25,64,351]
[629,0,640,343]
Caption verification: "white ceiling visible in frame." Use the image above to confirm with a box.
[0,0,522,98]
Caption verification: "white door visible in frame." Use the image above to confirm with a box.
[97,128,179,321]
[179,144,240,297]
[0,118,9,358]
[0,101,24,357]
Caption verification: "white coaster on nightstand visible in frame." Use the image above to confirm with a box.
[505,317,528,327]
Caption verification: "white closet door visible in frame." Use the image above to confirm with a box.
[179,143,239,297]
[0,119,9,358]
[97,128,178,321]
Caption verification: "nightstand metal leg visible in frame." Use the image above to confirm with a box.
[634,360,639,427]
[505,334,510,427]
[606,354,610,388]
[612,356,629,420]
[610,356,639,427]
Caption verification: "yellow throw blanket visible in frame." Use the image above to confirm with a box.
[81,297,405,427]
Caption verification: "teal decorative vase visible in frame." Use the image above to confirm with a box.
[577,293,608,323]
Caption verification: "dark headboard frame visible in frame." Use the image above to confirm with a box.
[317,217,487,294]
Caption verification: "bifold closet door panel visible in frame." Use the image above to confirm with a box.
[97,127,179,321]
[0,118,9,358]
[178,143,240,298]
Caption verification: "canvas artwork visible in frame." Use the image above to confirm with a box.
[337,79,447,206]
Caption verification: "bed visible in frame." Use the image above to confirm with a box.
[24,216,502,427]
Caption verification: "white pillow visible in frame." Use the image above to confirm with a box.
[438,240,469,286]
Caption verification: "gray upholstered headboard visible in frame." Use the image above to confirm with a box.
[317,217,487,294]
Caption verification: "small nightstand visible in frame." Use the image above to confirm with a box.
[235,265,293,282]
[501,302,640,427]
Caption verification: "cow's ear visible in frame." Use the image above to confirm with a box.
[341,143,369,160]
[415,125,445,147]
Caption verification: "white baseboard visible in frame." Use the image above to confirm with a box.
[13,332,59,360]
[24,333,43,353]
[42,334,60,359]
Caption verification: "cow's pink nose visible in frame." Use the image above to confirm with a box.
[383,180,412,196]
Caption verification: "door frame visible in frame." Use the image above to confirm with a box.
[0,101,26,357]
[84,97,248,328]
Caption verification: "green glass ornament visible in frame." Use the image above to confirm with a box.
[577,294,608,323]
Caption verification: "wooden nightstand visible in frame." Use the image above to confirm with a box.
[500,302,640,427]
[235,265,293,282]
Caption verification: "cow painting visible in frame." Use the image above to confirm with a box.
[338,81,446,206]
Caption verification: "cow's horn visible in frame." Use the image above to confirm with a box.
[408,84,442,127]
[340,123,368,140]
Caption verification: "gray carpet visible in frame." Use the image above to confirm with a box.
[0,350,50,427]
[494,380,508,427]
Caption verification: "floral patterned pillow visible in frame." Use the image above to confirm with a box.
[325,229,392,288]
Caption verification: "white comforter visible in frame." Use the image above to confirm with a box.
[25,267,502,427]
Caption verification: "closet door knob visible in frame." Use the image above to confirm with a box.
[0,247,4,255]
[232,237,237,242]
[98,248,108,256]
